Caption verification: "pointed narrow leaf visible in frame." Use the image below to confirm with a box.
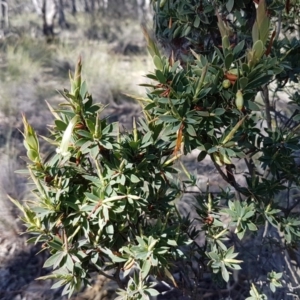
[225,53,234,70]
[221,262,229,282]
[164,267,178,287]
[222,116,247,145]
[226,0,234,12]
[58,115,79,156]
[153,55,163,71]
[141,259,151,279]
[252,22,259,43]
[43,251,64,268]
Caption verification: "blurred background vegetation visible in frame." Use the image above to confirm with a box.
[0,1,153,299]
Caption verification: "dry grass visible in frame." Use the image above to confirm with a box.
[0,9,153,232]
[0,5,156,299]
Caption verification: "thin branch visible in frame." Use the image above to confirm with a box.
[284,198,300,216]
[89,265,115,281]
[213,161,245,199]
[282,109,299,130]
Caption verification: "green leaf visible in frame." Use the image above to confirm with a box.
[141,259,151,279]
[167,239,177,246]
[43,251,65,268]
[55,120,68,131]
[66,254,74,272]
[142,131,152,145]
[186,124,197,137]
[76,130,93,139]
[246,100,260,111]
[260,18,270,45]
[270,282,276,293]
[80,81,88,99]
[293,114,300,122]
[173,25,182,38]
[51,279,67,289]
[196,111,210,117]
[237,230,245,240]
[194,15,201,27]
[58,115,79,157]
[198,151,207,162]
[233,40,245,57]
[48,238,64,251]
[247,222,258,231]
[145,288,160,297]
[216,239,227,251]
[164,267,178,288]
[159,115,179,123]
[155,69,166,84]
[239,77,248,89]
[221,262,229,282]
[225,53,234,70]
[84,192,99,203]
[252,22,259,43]
[252,40,264,61]
[185,25,191,36]
[214,108,225,116]
[130,174,140,183]
[153,55,163,71]
[226,0,234,12]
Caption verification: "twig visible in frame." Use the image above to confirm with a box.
[282,109,299,130]
[284,198,300,216]
[88,200,102,219]
[213,161,245,199]
[96,267,116,282]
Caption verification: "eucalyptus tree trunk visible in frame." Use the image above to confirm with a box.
[32,0,68,39]
[57,0,69,28]
[32,0,43,15]
[71,0,76,14]
[0,0,9,28]
[83,0,89,12]
[42,0,57,39]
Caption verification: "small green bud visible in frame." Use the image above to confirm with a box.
[235,90,244,111]
[160,0,167,8]
[74,56,82,90]
[222,79,231,89]
[222,35,230,50]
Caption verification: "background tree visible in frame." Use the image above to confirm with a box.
[0,0,8,29]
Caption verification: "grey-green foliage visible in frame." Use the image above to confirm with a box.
[10,0,300,299]
[13,58,193,299]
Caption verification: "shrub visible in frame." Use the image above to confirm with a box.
[11,0,300,299]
